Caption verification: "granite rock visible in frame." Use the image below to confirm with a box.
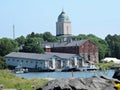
[36,76,120,90]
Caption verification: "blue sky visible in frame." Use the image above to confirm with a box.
[0,0,120,39]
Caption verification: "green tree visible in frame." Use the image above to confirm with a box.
[15,36,26,47]
[26,32,59,42]
[0,56,7,69]
[22,44,44,53]
[43,32,58,42]
[72,34,87,40]
[105,34,120,59]
[26,32,43,39]
[21,37,44,53]
[0,38,18,56]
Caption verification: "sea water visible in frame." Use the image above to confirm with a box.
[16,70,114,79]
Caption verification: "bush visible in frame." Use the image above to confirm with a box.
[0,56,7,69]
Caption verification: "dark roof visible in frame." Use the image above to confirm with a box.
[66,40,87,47]
[5,52,79,60]
[5,52,52,60]
[45,52,77,59]
[41,40,87,48]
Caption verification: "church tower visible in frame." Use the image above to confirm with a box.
[56,10,72,36]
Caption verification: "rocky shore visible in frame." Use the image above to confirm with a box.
[36,76,120,90]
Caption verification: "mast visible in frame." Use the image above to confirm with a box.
[13,24,15,40]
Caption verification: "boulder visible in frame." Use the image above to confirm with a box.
[113,69,120,80]
[36,76,120,90]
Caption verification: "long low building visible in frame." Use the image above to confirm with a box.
[5,52,84,71]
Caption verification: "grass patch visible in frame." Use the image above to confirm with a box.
[0,70,48,90]
[96,62,118,70]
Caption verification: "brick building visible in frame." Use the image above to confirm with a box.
[41,40,99,64]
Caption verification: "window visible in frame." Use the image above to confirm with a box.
[12,59,15,61]
[26,60,28,63]
[40,62,43,64]
[36,62,38,64]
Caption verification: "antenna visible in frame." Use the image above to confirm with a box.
[13,24,15,40]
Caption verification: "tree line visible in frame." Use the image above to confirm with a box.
[0,32,120,69]
[0,32,58,69]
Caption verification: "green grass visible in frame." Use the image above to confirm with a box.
[0,70,48,90]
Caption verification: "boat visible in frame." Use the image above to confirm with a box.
[55,69,62,72]
[81,65,98,71]
[61,66,79,72]
[14,65,28,74]
[41,67,55,72]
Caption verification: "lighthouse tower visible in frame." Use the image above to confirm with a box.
[56,10,72,36]
[56,10,72,42]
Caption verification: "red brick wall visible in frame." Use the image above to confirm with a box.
[50,40,98,54]
[44,40,99,63]
[79,40,99,63]
[79,40,98,53]
[51,46,79,54]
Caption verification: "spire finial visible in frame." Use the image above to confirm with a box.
[62,7,64,12]
[62,8,64,12]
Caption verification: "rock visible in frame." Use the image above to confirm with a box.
[36,76,120,90]
[113,69,120,80]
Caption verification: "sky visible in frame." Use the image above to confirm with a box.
[0,0,120,39]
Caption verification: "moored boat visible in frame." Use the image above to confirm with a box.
[80,65,98,71]
[14,65,28,74]
[61,66,79,72]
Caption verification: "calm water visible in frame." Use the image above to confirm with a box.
[16,70,115,79]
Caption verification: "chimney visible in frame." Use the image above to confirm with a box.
[45,45,51,52]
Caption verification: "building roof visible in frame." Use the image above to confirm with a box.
[66,40,87,47]
[45,52,78,59]
[5,52,79,60]
[5,52,52,60]
[58,10,69,22]
[41,40,87,48]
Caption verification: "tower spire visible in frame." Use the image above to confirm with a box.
[62,8,64,12]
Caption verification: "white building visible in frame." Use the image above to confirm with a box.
[5,52,84,71]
